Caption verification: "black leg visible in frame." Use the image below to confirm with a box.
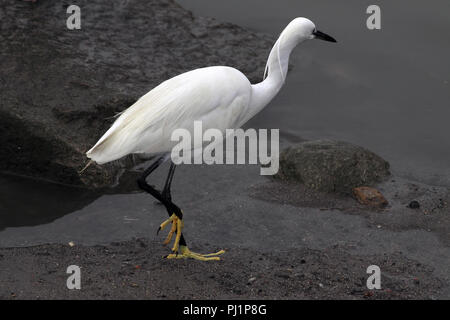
[162,162,176,203]
[137,156,186,247]
[137,155,167,204]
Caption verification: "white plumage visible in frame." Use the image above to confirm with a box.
[84,17,336,261]
[86,17,336,165]
[87,66,251,164]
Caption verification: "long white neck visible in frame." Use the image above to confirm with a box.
[243,22,306,124]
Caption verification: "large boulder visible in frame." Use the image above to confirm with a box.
[0,0,273,188]
[276,140,390,194]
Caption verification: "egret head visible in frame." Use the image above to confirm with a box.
[288,17,337,43]
[263,17,337,83]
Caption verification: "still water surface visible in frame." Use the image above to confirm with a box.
[178,0,450,186]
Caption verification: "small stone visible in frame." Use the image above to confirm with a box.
[248,277,257,284]
[408,200,420,209]
[68,241,75,247]
[353,186,388,207]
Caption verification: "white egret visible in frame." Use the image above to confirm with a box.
[85,17,336,261]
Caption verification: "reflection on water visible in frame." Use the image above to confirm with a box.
[0,174,100,231]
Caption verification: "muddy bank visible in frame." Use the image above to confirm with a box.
[0,238,443,299]
[0,0,273,188]
[251,176,450,247]
[0,161,449,299]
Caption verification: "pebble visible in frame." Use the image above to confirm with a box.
[408,200,420,209]
[353,187,388,208]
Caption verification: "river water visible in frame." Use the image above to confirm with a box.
[177,0,450,187]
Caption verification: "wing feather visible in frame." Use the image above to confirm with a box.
[87,66,251,164]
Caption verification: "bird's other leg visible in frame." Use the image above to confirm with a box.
[159,198,225,261]
[155,161,225,261]
[137,156,188,249]
[137,156,224,260]
[137,155,167,204]
[158,163,183,248]
[154,162,175,206]
[161,162,176,203]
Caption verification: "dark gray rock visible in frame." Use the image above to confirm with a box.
[276,140,390,194]
[0,0,273,188]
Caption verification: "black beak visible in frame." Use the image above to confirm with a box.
[313,30,337,43]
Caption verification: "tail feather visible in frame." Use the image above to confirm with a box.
[86,124,138,164]
[79,159,94,174]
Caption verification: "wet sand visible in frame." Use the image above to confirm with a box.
[1,161,449,299]
[0,238,443,299]
[1,0,449,299]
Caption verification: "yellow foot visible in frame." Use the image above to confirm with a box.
[157,213,184,252]
[166,245,225,261]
